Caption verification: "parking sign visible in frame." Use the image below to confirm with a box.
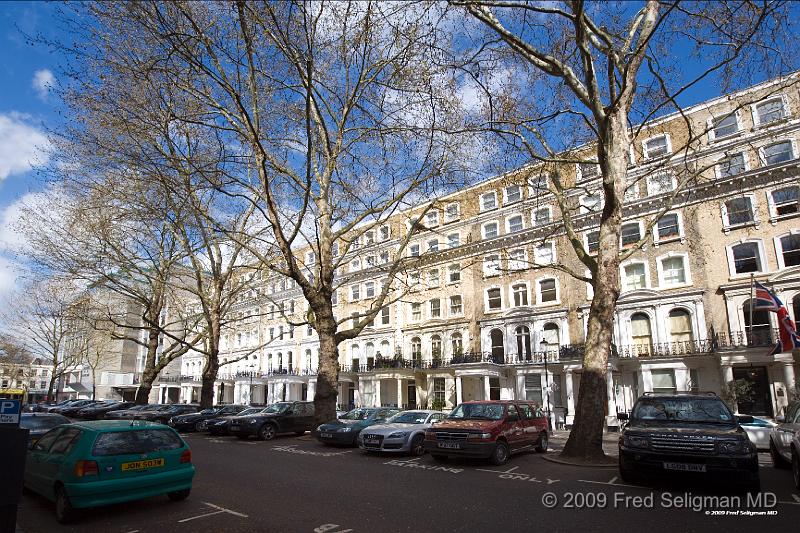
[0,399,21,425]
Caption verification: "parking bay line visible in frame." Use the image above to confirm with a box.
[177,502,249,523]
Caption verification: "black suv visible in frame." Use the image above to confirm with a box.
[618,393,759,491]
[228,401,315,440]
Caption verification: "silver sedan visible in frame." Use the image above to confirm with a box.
[736,414,776,450]
[358,410,448,455]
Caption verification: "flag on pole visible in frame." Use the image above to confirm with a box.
[752,281,800,355]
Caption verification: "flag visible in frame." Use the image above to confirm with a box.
[752,281,800,355]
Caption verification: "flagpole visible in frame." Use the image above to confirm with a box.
[749,273,754,346]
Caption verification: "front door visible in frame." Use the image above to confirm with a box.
[733,367,773,416]
[407,381,416,409]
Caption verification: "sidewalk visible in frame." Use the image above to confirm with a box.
[548,429,619,457]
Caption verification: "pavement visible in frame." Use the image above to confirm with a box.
[17,430,800,533]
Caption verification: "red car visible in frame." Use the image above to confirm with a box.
[423,400,548,465]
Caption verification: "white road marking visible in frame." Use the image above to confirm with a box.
[577,479,644,489]
[177,502,249,523]
[203,502,249,518]
[475,466,519,474]
[123,530,140,533]
[608,476,618,484]
[178,510,225,523]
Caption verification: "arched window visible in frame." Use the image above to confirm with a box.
[267,354,273,371]
[380,340,391,358]
[288,352,293,371]
[630,313,652,356]
[490,329,505,363]
[515,326,532,361]
[793,294,800,333]
[277,352,283,370]
[305,349,312,370]
[541,323,560,357]
[668,309,694,345]
[411,337,422,362]
[743,299,772,345]
[451,333,463,356]
[351,344,361,360]
[431,335,442,361]
[365,342,375,359]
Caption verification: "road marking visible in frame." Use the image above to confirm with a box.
[608,476,618,484]
[475,466,519,474]
[203,502,249,518]
[577,479,643,489]
[794,494,800,503]
[272,444,353,457]
[178,510,225,523]
[177,502,249,523]
[123,530,140,533]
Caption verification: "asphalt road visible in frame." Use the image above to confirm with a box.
[17,431,800,533]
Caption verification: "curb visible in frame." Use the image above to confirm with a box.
[542,454,619,468]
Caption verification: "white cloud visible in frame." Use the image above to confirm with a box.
[0,112,50,180]
[31,69,55,100]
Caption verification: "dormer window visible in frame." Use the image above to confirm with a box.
[425,211,439,228]
[754,97,786,126]
[504,185,522,204]
[643,134,671,160]
[481,192,497,211]
[710,112,739,140]
[444,202,460,222]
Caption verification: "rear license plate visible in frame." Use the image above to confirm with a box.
[437,442,461,449]
[320,432,333,438]
[663,462,706,472]
[365,438,380,445]
[121,458,165,471]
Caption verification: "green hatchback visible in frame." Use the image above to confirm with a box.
[24,420,195,523]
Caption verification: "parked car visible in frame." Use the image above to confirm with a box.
[20,413,70,446]
[358,410,448,455]
[229,401,315,440]
[41,400,77,413]
[47,400,88,414]
[24,420,195,523]
[206,406,268,436]
[618,393,759,492]
[60,401,107,418]
[791,426,800,490]
[735,414,776,450]
[168,404,248,432]
[423,401,548,465]
[769,400,800,470]
[316,407,401,447]
[75,402,136,420]
[133,405,198,424]
[104,404,162,420]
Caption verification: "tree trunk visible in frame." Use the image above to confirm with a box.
[314,323,340,426]
[561,114,627,461]
[200,349,219,409]
[47,375,57,403]
[134,325,161,404]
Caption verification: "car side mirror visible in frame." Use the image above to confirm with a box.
[617,413,629,421]
[775,415,785,423]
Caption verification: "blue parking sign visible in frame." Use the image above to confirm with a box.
[0,399,21,425]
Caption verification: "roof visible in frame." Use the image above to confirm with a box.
[69,420,170,431]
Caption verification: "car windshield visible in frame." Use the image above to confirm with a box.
[632,398,734,424]
[220,406,243,414]
[387,412,429,424]
[200,408,219,415]
[262,403,291,414]
[92,429,184,456]
[448,403,504,421]
[342,409,374,421]
[21,416,67,430]
[237,408,262,416]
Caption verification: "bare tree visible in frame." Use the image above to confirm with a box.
[454,0,798,461]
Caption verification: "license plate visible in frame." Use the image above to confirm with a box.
[320,432,333,438]
[365,438,380,445]
[663,462,706,472]
[437,442,461,449]
[121,458,165,471]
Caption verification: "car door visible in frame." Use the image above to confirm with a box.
[516,403,537,446]
[774,402,800,460]
[296,402,314,431]
[504,405,526,451]
[25,428,63,494]
[38,428,83,498]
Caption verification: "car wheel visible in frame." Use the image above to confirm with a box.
[55,486,76,524]
[409,434,426,456]
[258,424,277,441]
[793,451,800,490]
[195,421,205,432]
[535,432,548,453]
[431,454,448,462]
[490,441,510,466]
[167,489,191,502]
[771,440,790,469]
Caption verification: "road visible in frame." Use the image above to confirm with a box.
[17,431,800,533]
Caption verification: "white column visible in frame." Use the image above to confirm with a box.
[308,380,316,401]
[784,363,796,392]
[456,376,463,404]
[606,370,616,417]
[374,380,382,407]
[233,382,240,404]
[483,376,491,401]
[212,383,219,405]
[397,379,403,408]
[565,371,575,419]
[721,364,733,385]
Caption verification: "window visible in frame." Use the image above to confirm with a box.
[426,211,440,228]
[449,295,463,315]
[486,288,502,310]
[762,140,794,165]
[432,377,445,405]
[717,152,747,178]
[409,271,420,286]
[778,233,800,267]
[541,323,560,351]
[481,192,497,211]
[660,256,687,286]
[643,135,670,159]
[505,185,522,204]
[580,194,602,213]
[731,242,763,274]
[647,173,675,196]
[305,251,316,264]
[451,332,463,356]
[689,369,700,393]
[447,233,460,248]
[770,186,799,217]
[380,251,389,264]
[365,231,375,245]
[365,281,375,298]
[651,370,676,394]
[754,98,786,126]
[525,375,542,404]
[512,283,529,307]
[624,263,647,291]
[630,313,653,355]
[711,113,739,139]
[412,337,422,361]
[515,326,532,360]
[380,225,390,241]
[427,269,440,288]
[507,214,524,233]
[669,309,694,344]
[578,162,600,181]
[743,299,772,343]
[448,263,461,283]
[483,254,501,277]
[430,299,441,318]
[351,285,360,301]
[427,239,439,253]
[621,222,642,246]
[586,230,600,253]
[508,248,526,270]
[381,306,390,325]
[409,244,420,257]
[331,290,338,306]
[351,313,359,328]
[657,213,681,241]
[624,177,640,202]
[350,259,361,272]
[532,207,551,226]
[534,242,554,265]
[483,222,499,239]
[723,197,754,227]
[431,335,442,360]
[444,203,460,222]
[538,279,557,303]
[411,303,422,321]
[365,255,375,267]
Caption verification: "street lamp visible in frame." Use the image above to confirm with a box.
[540,339,552,432]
